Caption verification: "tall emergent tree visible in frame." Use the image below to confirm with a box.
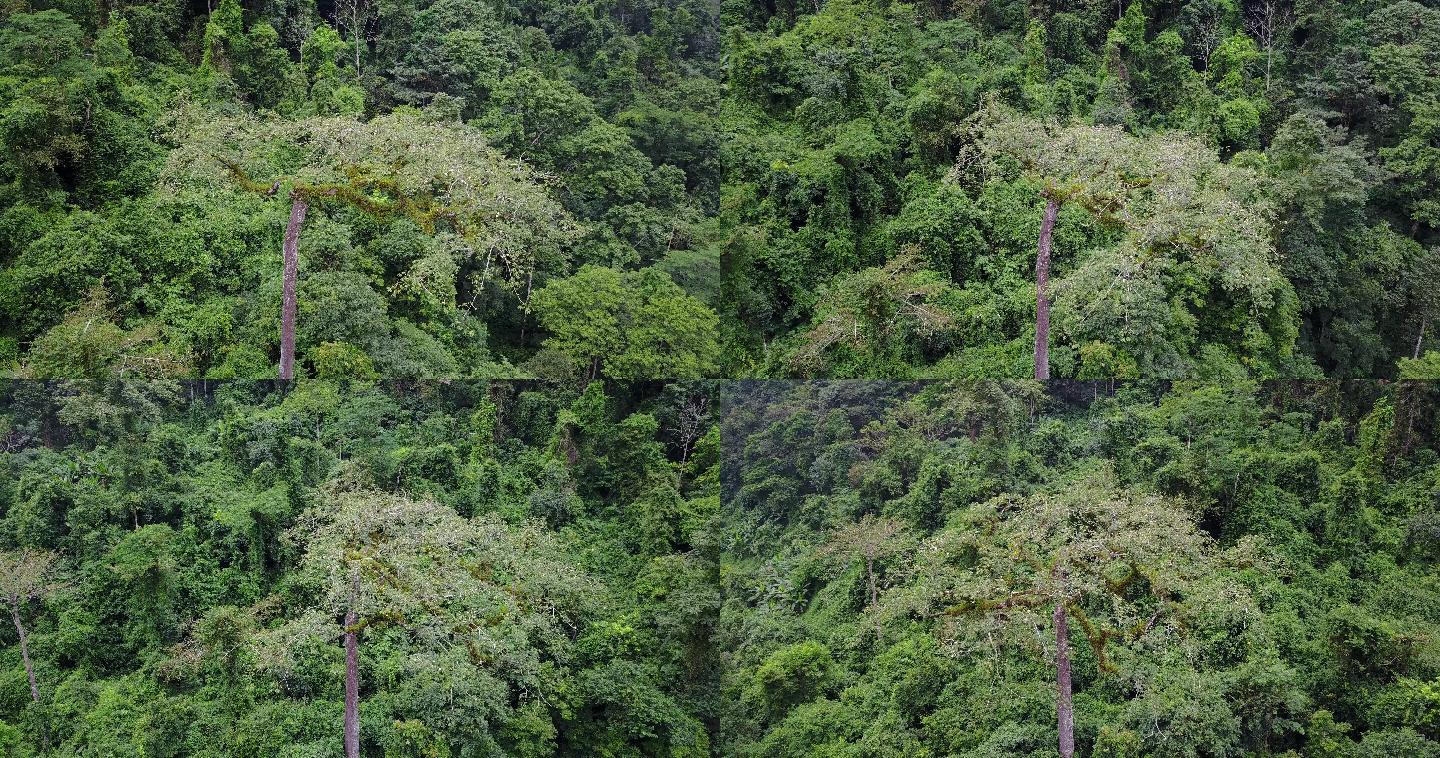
[161,109,578,378]
[902,470,1232,758]
[0,549,59,714]
[0,549,59,752]
[975,109,1292,378]
[270,486,599,757]
[976,112,1154,379]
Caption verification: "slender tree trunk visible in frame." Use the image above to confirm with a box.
[1401,385,1419,456]
[353,13,362,75]
[1035,196,1060,380]
[343,572,360,758]
[13,597,49,751]
[10,600,39,705]
[518,268,534,345]
[1414,319,1426,361]
[477,250,493,309]
[279,195,308,381]
[1053,576,1074,758]
[865,555,877,607]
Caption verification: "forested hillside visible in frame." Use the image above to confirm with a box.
[720,1,1440,379]
[6,0,1440,751]
[0,380,720,754]
[720,381,1440,755]
[0,0,722,379]
[7,0,1440,380]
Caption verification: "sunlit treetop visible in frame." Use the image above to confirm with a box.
[157,106,582,290]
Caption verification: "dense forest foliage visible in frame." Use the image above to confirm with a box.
[720,0,1440,379]
[8,0,1440,380]
[720,381,1440,755]
[0,0,722,379]
[6,0,1440,751]
[0,380,721,754]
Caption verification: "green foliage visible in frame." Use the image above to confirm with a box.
[719,381,1440,755]
[307,341,376,379]
[530,265,720,379]
[4,0,1438,380]
[720,0,1440,378]
[0,10,159,202]
[1401,352,1440,380]
[21,288,188,379]
[0,380,720,755]
[0,0,721,378]
[743,640,836,722]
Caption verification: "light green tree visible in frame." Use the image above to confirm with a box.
[891,470,1244,758]
[0,549,59,711]
[161,108,578,378]
[530,265,719,379]
[263,486,602,758]
[977,108,1291,378]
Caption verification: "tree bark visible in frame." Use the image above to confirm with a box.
[1035,196,1061,381]
[519,267,534,345]
[10,599,39,705]
[865,555,877,607]
[279,195,308,381]
[343,571,360,758]
[1414,319,1427,361]
[353,7,362,75]
[1054,573,1075,758]
[13,596,49,751]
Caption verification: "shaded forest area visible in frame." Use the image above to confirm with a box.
[0,0,722,379]
[720,381,1440,755]
[721,0,1440,379]
[0,380,721,754]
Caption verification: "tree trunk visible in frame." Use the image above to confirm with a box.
[865,555,877,607]
[1053,572,1075,758]
[518,267,534,346]
[10,600,39,705]
[343,572,360,758]
[1414,319,1426,361]
[1035,196,1060,380]
[13,597,49,751]
[353,11,362,75]
[279,195,308,381]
